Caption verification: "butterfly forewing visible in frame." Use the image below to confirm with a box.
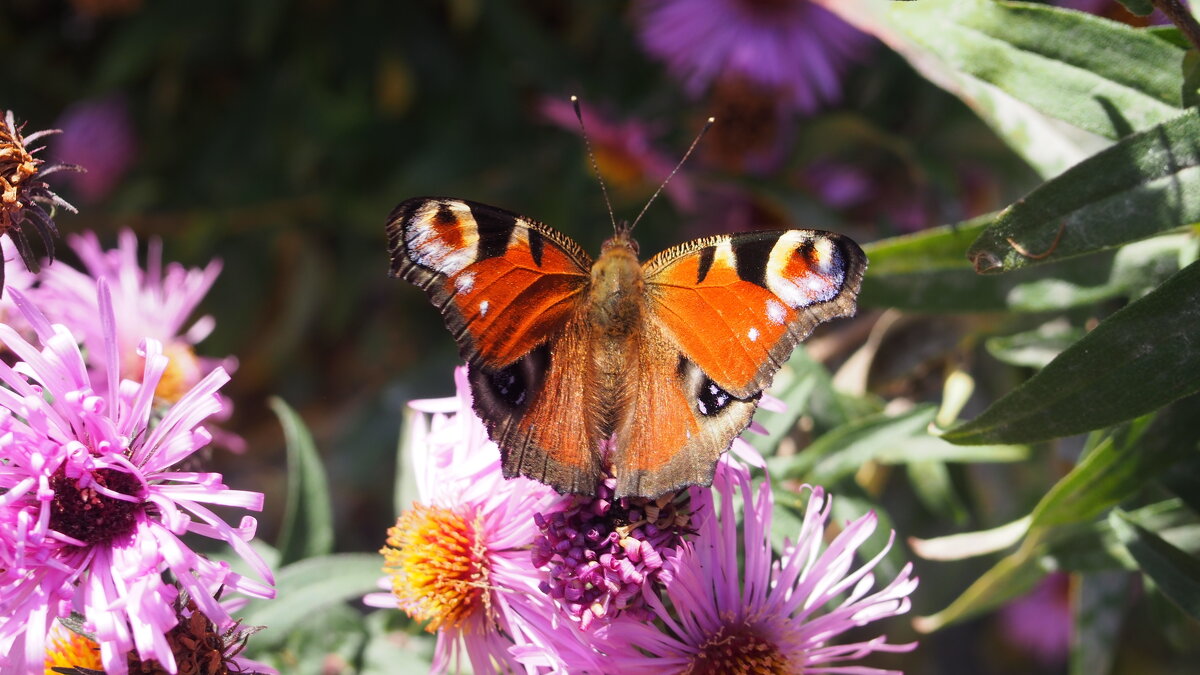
[387,197,602,492]
[387,197,593,368]
[642,230,867,398]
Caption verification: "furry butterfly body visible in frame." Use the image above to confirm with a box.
[388,197,866,498]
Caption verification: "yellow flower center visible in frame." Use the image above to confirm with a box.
[126,341,203,403]
[682,620,790,675]
[381,503,490,633]
[44,624,103,673]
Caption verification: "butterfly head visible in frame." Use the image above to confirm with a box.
[601,221,639,256]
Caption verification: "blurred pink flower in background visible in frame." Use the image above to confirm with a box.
[51,95,137,203]
[999,572,1072,666]
[539,97,697,212]
[633,0,871,114]
[34,230,231,407]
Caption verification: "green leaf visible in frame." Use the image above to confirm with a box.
[943,260,1200,444]
[271,397,335,566]
[1070,571,1128,675]
[1027,416,1166,528]
[360,611,435,675]
[859,218,1184,313]
[908,460,968,524]
[238,553,384,647]
[986,320,1086,369]
[914,537,1049,633]
[918,500,1198,630]
[778,405,1026,485]
[1184,50,1200,108]
[1111,510,1200,620]
[888,0,1184,139]
[967,111,1200,273]
[1115,0,1155,15]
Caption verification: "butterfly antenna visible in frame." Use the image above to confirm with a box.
[628,115,714,233]
[572,96,619,234]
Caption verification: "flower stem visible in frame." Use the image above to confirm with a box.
[1152,0,1200,53]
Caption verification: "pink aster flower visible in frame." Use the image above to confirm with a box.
[539,97,697,211]
[634,0,872,114]
[33,230,239,451]
[595,459,918,674]
[0,281,274,675]
[51,95,137,203]
[366,367,594,674]
[1,236,39,337]
[998,571,1072,666]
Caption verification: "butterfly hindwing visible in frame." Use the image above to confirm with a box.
[610,325,761,498]
[643,230,866,398]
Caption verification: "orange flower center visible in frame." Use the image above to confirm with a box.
[381,503,490,633]
[44,624,103,673]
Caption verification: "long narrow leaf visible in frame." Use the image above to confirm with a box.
[967,110,1200,272]
[944,260,1200,444]
[271,397,335,566]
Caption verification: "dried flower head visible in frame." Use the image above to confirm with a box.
[0,111,79,289]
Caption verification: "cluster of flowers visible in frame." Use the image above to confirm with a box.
[0,229,275,675]
[372,368,919,674]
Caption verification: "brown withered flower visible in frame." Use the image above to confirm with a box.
[0,110,80,291]
[47,594,267,675]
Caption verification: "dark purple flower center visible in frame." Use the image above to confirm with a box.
[531,478,693,629]
[50,465,144,546]
[686,622,789,675]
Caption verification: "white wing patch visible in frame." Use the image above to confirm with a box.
[407,200,480,276]
[747,327,759,342]
[766,300,787,325]
[479,300,490,316]
[764,232,842,308]
[455,272,476,294]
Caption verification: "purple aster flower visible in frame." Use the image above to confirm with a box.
[539,97,697,211]
[594,459,918,674]
[32,230,241,454]
[0,280,274,675]
[530,466,691,631]
[998,571,1072,666]
[51,96,137,204]
[634,0,871,114]
[366,367,594,674]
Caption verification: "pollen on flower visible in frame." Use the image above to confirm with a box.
[381,503,490,632]
[49,465,144,546]
[684,621,790,675]
[44,623,104,673]
[151,341,205,402]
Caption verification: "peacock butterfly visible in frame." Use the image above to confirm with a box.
[387,195,866,499]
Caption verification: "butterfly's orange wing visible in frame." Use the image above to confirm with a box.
[643,230,866,397]
[608,230,866,498]
[387,198,603,492]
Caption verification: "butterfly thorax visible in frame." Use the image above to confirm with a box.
[588,236,644,338]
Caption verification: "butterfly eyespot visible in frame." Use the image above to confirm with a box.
[490,368,527,406]
[468,345,550,421]
[696,379,733,417]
